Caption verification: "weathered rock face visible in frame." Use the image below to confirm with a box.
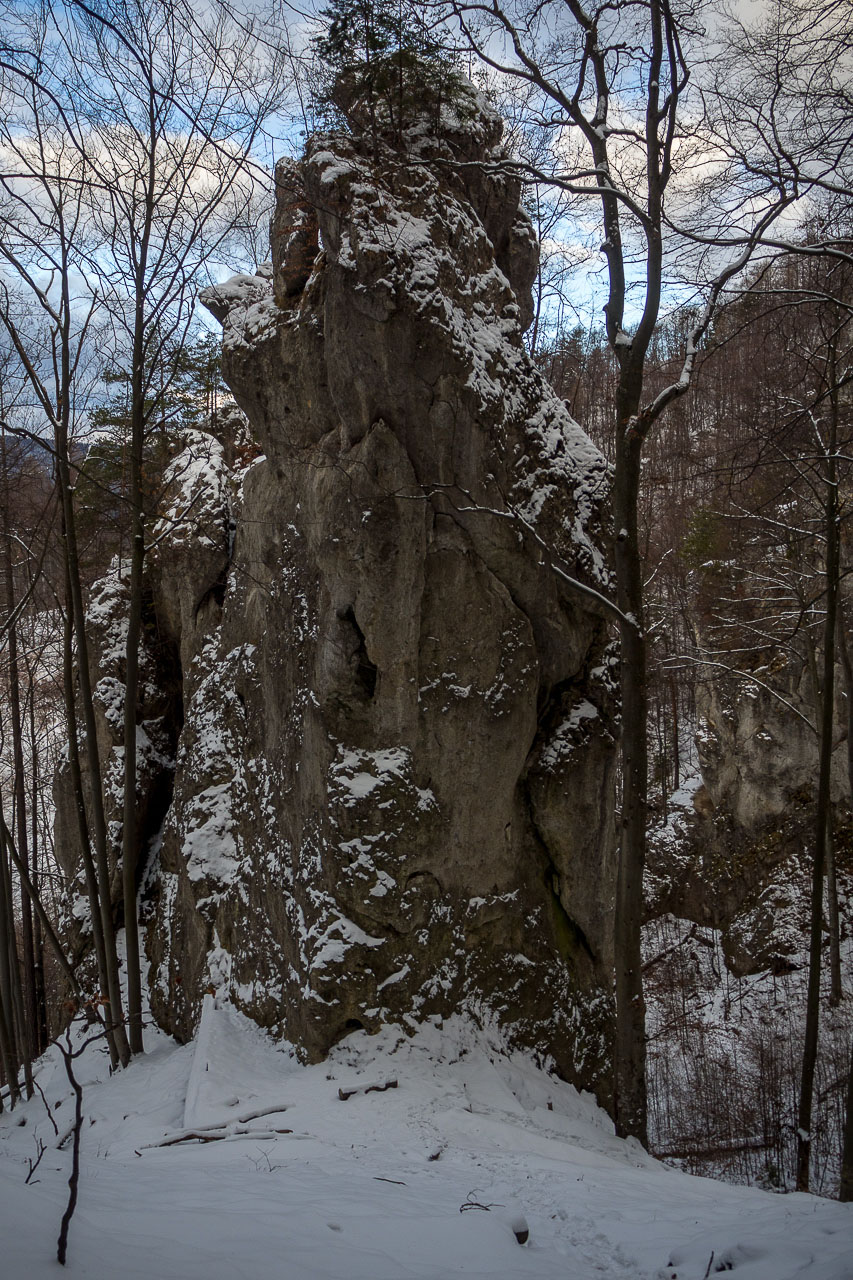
[53,428,233,967]
[694,665,848,833]
[62,89,619,1099]
[646,661,852,976]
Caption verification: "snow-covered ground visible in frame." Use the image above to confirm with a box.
[644,746,853,1197]
[645,912,853,1196]
[1,1002,850,1279]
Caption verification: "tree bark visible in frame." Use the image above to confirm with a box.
[119,157,157,1057]
[61,555,116,1065]
[613,395,649,1145]
[0,804,24,1102]
[841,1037,853,1202]
[796,376,839,1193]
[55,404,130,1067]
[825,827,843,1008]
[28,686,48,1050]
[0,429,37,1064]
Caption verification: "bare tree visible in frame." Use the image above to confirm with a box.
[0,0,286,1057]
[0,35,134,1060]
[61,0,282,1055]
[438,0,807,1142]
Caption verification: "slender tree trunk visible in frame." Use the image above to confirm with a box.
[836,605,853,804]
[0,805,25,1100]
[796,396,839,1193]
[613,397,648,1146]
[120,266,151,1057]
[0,430,37,1064]
[1,819,32,1097]
[61,556,117,1067]
[825,827,843,1008]
[51,241,129,1066]
[806,629,843,1010]
[29,687,47,1050]
[670,674,680,792]
[56,1032,86,1267]
[55,445,129,1066]
[833,604,853,1008]
[841,1037,853,1202]
[121,459,145,1056]
[0,993,18,1108]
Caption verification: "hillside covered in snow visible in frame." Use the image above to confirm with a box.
[2,1000,851,1279]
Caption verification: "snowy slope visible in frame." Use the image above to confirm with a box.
[0,1004,850,1280]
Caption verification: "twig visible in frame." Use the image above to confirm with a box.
[55,1028,98,1264]
[25,1137,46,1185]
[34,1078,59,1137]
[51,1019,113,1265]
[459,1193,503,1213]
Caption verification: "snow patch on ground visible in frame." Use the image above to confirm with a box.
[1,1002,850,1279]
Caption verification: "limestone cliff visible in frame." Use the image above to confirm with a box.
[59,87,619,1099]
[647,659,852,976]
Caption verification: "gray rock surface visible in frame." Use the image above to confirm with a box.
[646,662,851,975]
[694,667,848,832]
[61,88,619,1101]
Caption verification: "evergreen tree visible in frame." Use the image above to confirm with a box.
[312,0,462,146]
[76,335,227,577]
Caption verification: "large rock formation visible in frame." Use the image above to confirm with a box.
[60,85,619,1100]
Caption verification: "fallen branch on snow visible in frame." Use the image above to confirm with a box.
[142,1124,294,1149]
[338,1079,398,1101]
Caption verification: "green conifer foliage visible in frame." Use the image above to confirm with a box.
[76,335,226,576]
[312,0,464,145]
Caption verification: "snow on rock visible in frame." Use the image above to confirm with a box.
[53,557,181,967]
[148,426,236,674]
[63,86,620,1102]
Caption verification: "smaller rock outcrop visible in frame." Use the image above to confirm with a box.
[647,658,852,975]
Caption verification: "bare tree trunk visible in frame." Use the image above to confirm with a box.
[61,556,117,1066]
[121,294,148,1056]
[670,673,680,792]
[796,378,839,1193]
[836,605,853,803]
[841,1037,853,1202]
[804,630,843,1012]
[613,401,649,1146]
[0,430,37,1064]
[28,685,47,1050]
[50,249,129,1061]
[0,801,24,1101]
[825,827,843,1008]
[56,1028,87,1267]
[833,604,853,1008]
[56,471,129,1067]
[0,810,33,1097]
[0,993,18,1108]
